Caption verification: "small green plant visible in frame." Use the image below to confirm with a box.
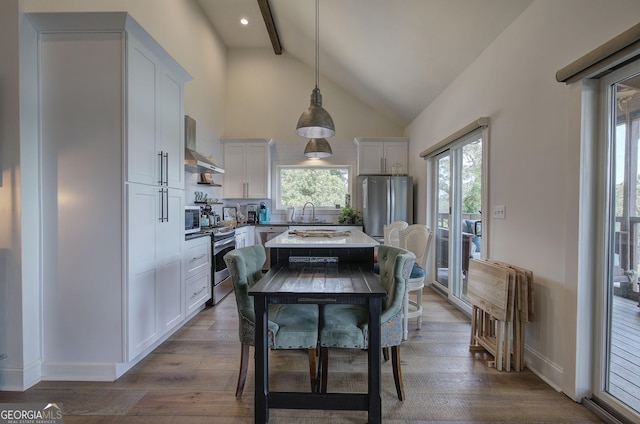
[338,207,363,224]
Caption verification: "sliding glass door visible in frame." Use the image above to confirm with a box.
[595,62,640,421]
[430,129,485,307]
[434,152,451,288]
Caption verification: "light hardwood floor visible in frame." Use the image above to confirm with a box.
[0,288,602,423]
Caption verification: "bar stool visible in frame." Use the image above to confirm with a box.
[374,221,408,270]
[384,221,408,247]
[399,224,433,340]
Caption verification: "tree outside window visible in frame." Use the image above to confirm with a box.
[279,167,350,209]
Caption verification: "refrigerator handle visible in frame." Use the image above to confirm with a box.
[388,177,393,223]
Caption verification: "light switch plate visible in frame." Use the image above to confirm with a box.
[493,205,506,219]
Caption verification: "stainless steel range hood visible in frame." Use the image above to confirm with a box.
[184,115,224,174]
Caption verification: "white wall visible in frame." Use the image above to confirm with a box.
[226,48,403,144]
[4,0,399,388]
[0,0,229,390]
[22,0,227,164]
[225,48,403,222]
[0,0,26,389]
[406,0,640,397]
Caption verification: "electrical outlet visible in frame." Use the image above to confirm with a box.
[493,205,506,219]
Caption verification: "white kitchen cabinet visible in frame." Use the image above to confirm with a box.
[127,34,185,189]
[235,226,255,248]
[235,226,248,249]
[184,236,212,316]
[32,12,191,378]
[127,185,185,357]
[221,139,273,199]
[355,137,409,175]
[246,225,256,246]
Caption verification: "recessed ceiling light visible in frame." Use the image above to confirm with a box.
[240,18,249,25]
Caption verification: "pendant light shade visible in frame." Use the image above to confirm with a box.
[296,88,335,138]
[304,138,332,158]
[296,0,335,151]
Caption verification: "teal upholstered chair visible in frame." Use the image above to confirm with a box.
[319,245,416,400]
[224,245,320,397]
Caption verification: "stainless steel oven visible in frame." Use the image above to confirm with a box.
[208,227,236,305]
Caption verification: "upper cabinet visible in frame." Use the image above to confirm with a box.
[221,138,273,199]
[354,137,409,175]
[127,34,189,188]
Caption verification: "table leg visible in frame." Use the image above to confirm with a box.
[367,297,382,424]
[254,296,269,423]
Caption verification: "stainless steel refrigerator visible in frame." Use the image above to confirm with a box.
[360,175,413,239]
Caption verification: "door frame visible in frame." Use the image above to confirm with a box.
[425,122,489,312]
[586,61,640,423]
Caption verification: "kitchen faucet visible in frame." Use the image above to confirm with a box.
[302,202,315,223]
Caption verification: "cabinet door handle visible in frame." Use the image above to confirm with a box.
[191,253,207,261]
[164,188,169,222]
[163,152,169,186]
[380,158,384,174]
[192,286,207,297]
[158,188,164,222]
[158,151,164,185]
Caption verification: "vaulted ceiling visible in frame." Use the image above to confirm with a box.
[198,0,532,127]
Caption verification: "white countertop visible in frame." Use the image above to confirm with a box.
[265,228,379,248]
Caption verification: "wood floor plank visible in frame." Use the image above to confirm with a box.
[0,288,604,423]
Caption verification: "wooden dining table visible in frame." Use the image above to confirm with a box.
[248,258,387,424]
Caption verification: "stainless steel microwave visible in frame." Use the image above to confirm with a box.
[185,206,201,234]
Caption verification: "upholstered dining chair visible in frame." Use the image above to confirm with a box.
[399,224,433,340]
[224,245,320,397]
[319,245,415,400]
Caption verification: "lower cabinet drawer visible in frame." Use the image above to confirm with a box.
[186,269,211,314]
[185,240,210,277]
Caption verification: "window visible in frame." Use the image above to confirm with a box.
[276,165,351,210]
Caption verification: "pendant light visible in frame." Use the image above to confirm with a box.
[304,138,332,158]
[297,0,335,143]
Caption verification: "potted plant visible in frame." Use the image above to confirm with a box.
[338,207,363,225]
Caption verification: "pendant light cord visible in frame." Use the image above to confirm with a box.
[315,0,319,89]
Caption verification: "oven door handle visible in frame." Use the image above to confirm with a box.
[214,237,236,250]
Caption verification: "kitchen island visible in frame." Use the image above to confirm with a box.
[265,228,379,267]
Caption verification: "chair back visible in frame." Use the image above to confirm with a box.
[383,221,408,247]
[399,224,433,269]
[376,245,416,321]
[224,245,266,324]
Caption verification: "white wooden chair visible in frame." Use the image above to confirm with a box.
[399,224,433,340]
[384,221,408,247]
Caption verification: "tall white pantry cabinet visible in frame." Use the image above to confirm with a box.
[29,12,191,380]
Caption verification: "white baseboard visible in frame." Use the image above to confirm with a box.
[0,358,42,391]
[40,305,207,382]
[525,345,564,392]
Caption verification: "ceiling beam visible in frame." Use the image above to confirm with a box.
[257,0,282,55]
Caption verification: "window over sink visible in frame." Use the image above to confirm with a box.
[275,165,352,210]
